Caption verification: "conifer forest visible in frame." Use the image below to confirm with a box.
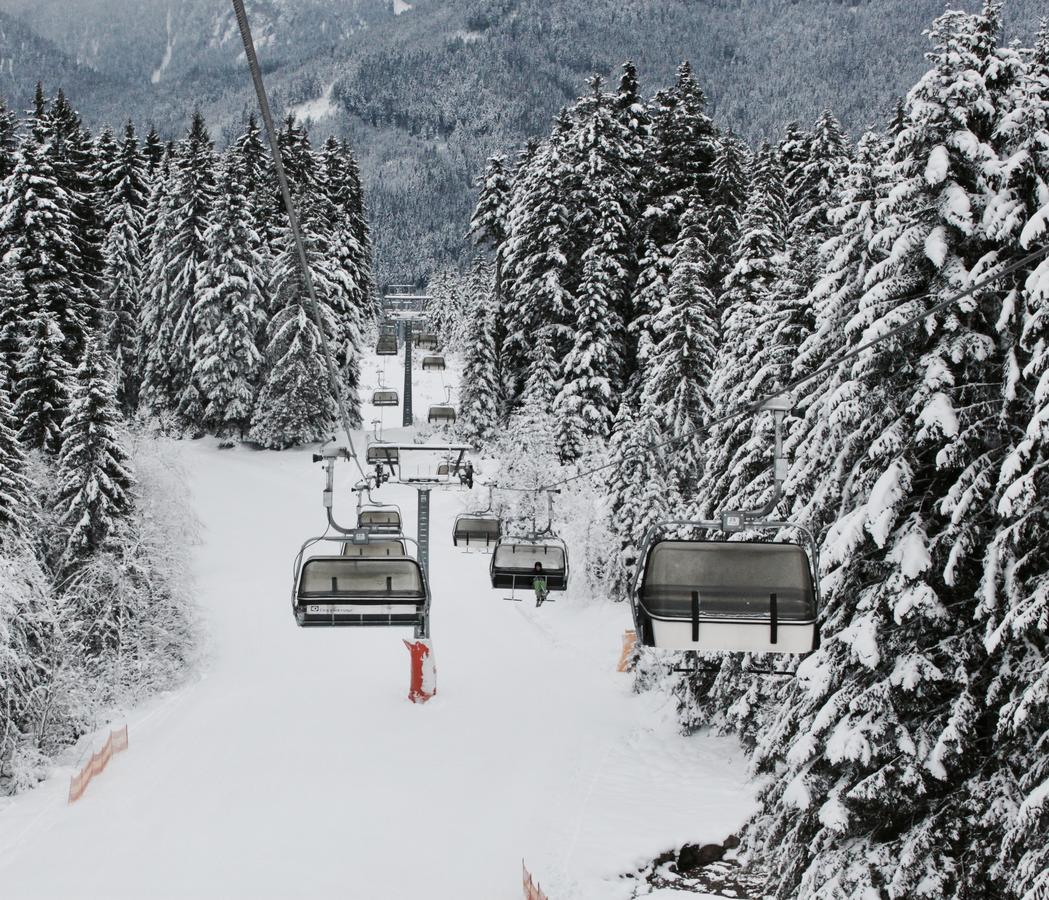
[0,2,1047,899]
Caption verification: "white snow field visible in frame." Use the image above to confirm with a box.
[0,350,755,900]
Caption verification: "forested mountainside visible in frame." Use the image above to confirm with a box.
[0,0,1043,283]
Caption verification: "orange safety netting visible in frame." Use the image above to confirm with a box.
[522,860,549,900]
[617,629,637,673]
[68,725,129,804]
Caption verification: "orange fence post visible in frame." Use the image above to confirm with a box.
[617,630,637,672]
[403,639,436,704]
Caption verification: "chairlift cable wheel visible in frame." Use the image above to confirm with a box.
[230,0,367,482]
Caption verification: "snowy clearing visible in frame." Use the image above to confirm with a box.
[290,81,339,125]
[0,351,754,899]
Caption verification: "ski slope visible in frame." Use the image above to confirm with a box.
[0,350,756,900]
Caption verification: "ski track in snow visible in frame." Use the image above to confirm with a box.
[0,349,755,899]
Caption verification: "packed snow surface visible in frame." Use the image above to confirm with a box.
[0,350,754,899]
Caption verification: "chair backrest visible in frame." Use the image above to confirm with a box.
[639,540,816,619]
[342,539,407,557]
[360,508,401,527]
[298,557,424,597]
[493,542,566,573]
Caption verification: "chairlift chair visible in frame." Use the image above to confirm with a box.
[490,538,569,593]
[413,333,439,351]
[453,514,501,549]
[628,391,820,657]
[630,534,819,654]
[428,405,457,425]
[372,389,399,407]
[358,505,403,535]
[376,333,398,355]
[293,551,429,632]
[421,355,446,371]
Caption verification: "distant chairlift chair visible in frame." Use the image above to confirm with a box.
[428,405,457,425]
[421,355,446,371]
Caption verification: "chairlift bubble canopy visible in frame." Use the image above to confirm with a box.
[372,389,399,407]
[421,355,446,371]
[632,539,818,654]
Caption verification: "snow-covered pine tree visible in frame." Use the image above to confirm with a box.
[248,210,340,450]
[99,122,149,415]
[91,125,120,221]
[706,132,750,288]
[13,312,70,454]
[640,202,719,495]
[554,191,625,459]
[54,339,134,575]
[978,18,1049,896]
[783,132,888,531]
[500,114,578,395]
[630,61,717,385]
[99,205,143,416]
[0,363,32,538]
[0,96,18,181]
[747,7,1025,894]
[457,258,500,446]
[694,143,787,518]
[605,396,674,601]
[105,121,149,229]
[166,112,218,431]
[43,90,104,313]
[142,123,164,177]
[0,140,86,365]
[774,111,852,380]
[191,154,266,439]
[138,148,181,417]
[0,533,59,791]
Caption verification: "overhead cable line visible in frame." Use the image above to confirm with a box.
[488,242,1049,495]
[230,0,368,481]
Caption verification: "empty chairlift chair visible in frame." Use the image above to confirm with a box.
[490,539,569,592]
[293,556,428,630]
[453,514,501,549]
[428,405,456,425]
[358,506,403,535]
[421,355,446,371]
[372,389,399,407]
[632,540,818,654]
[413,333,439,351]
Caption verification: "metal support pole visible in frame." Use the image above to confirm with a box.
[403,320,414,428]
[417,488,431,578]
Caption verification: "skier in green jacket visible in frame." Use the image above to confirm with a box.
[532,561,548,608]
